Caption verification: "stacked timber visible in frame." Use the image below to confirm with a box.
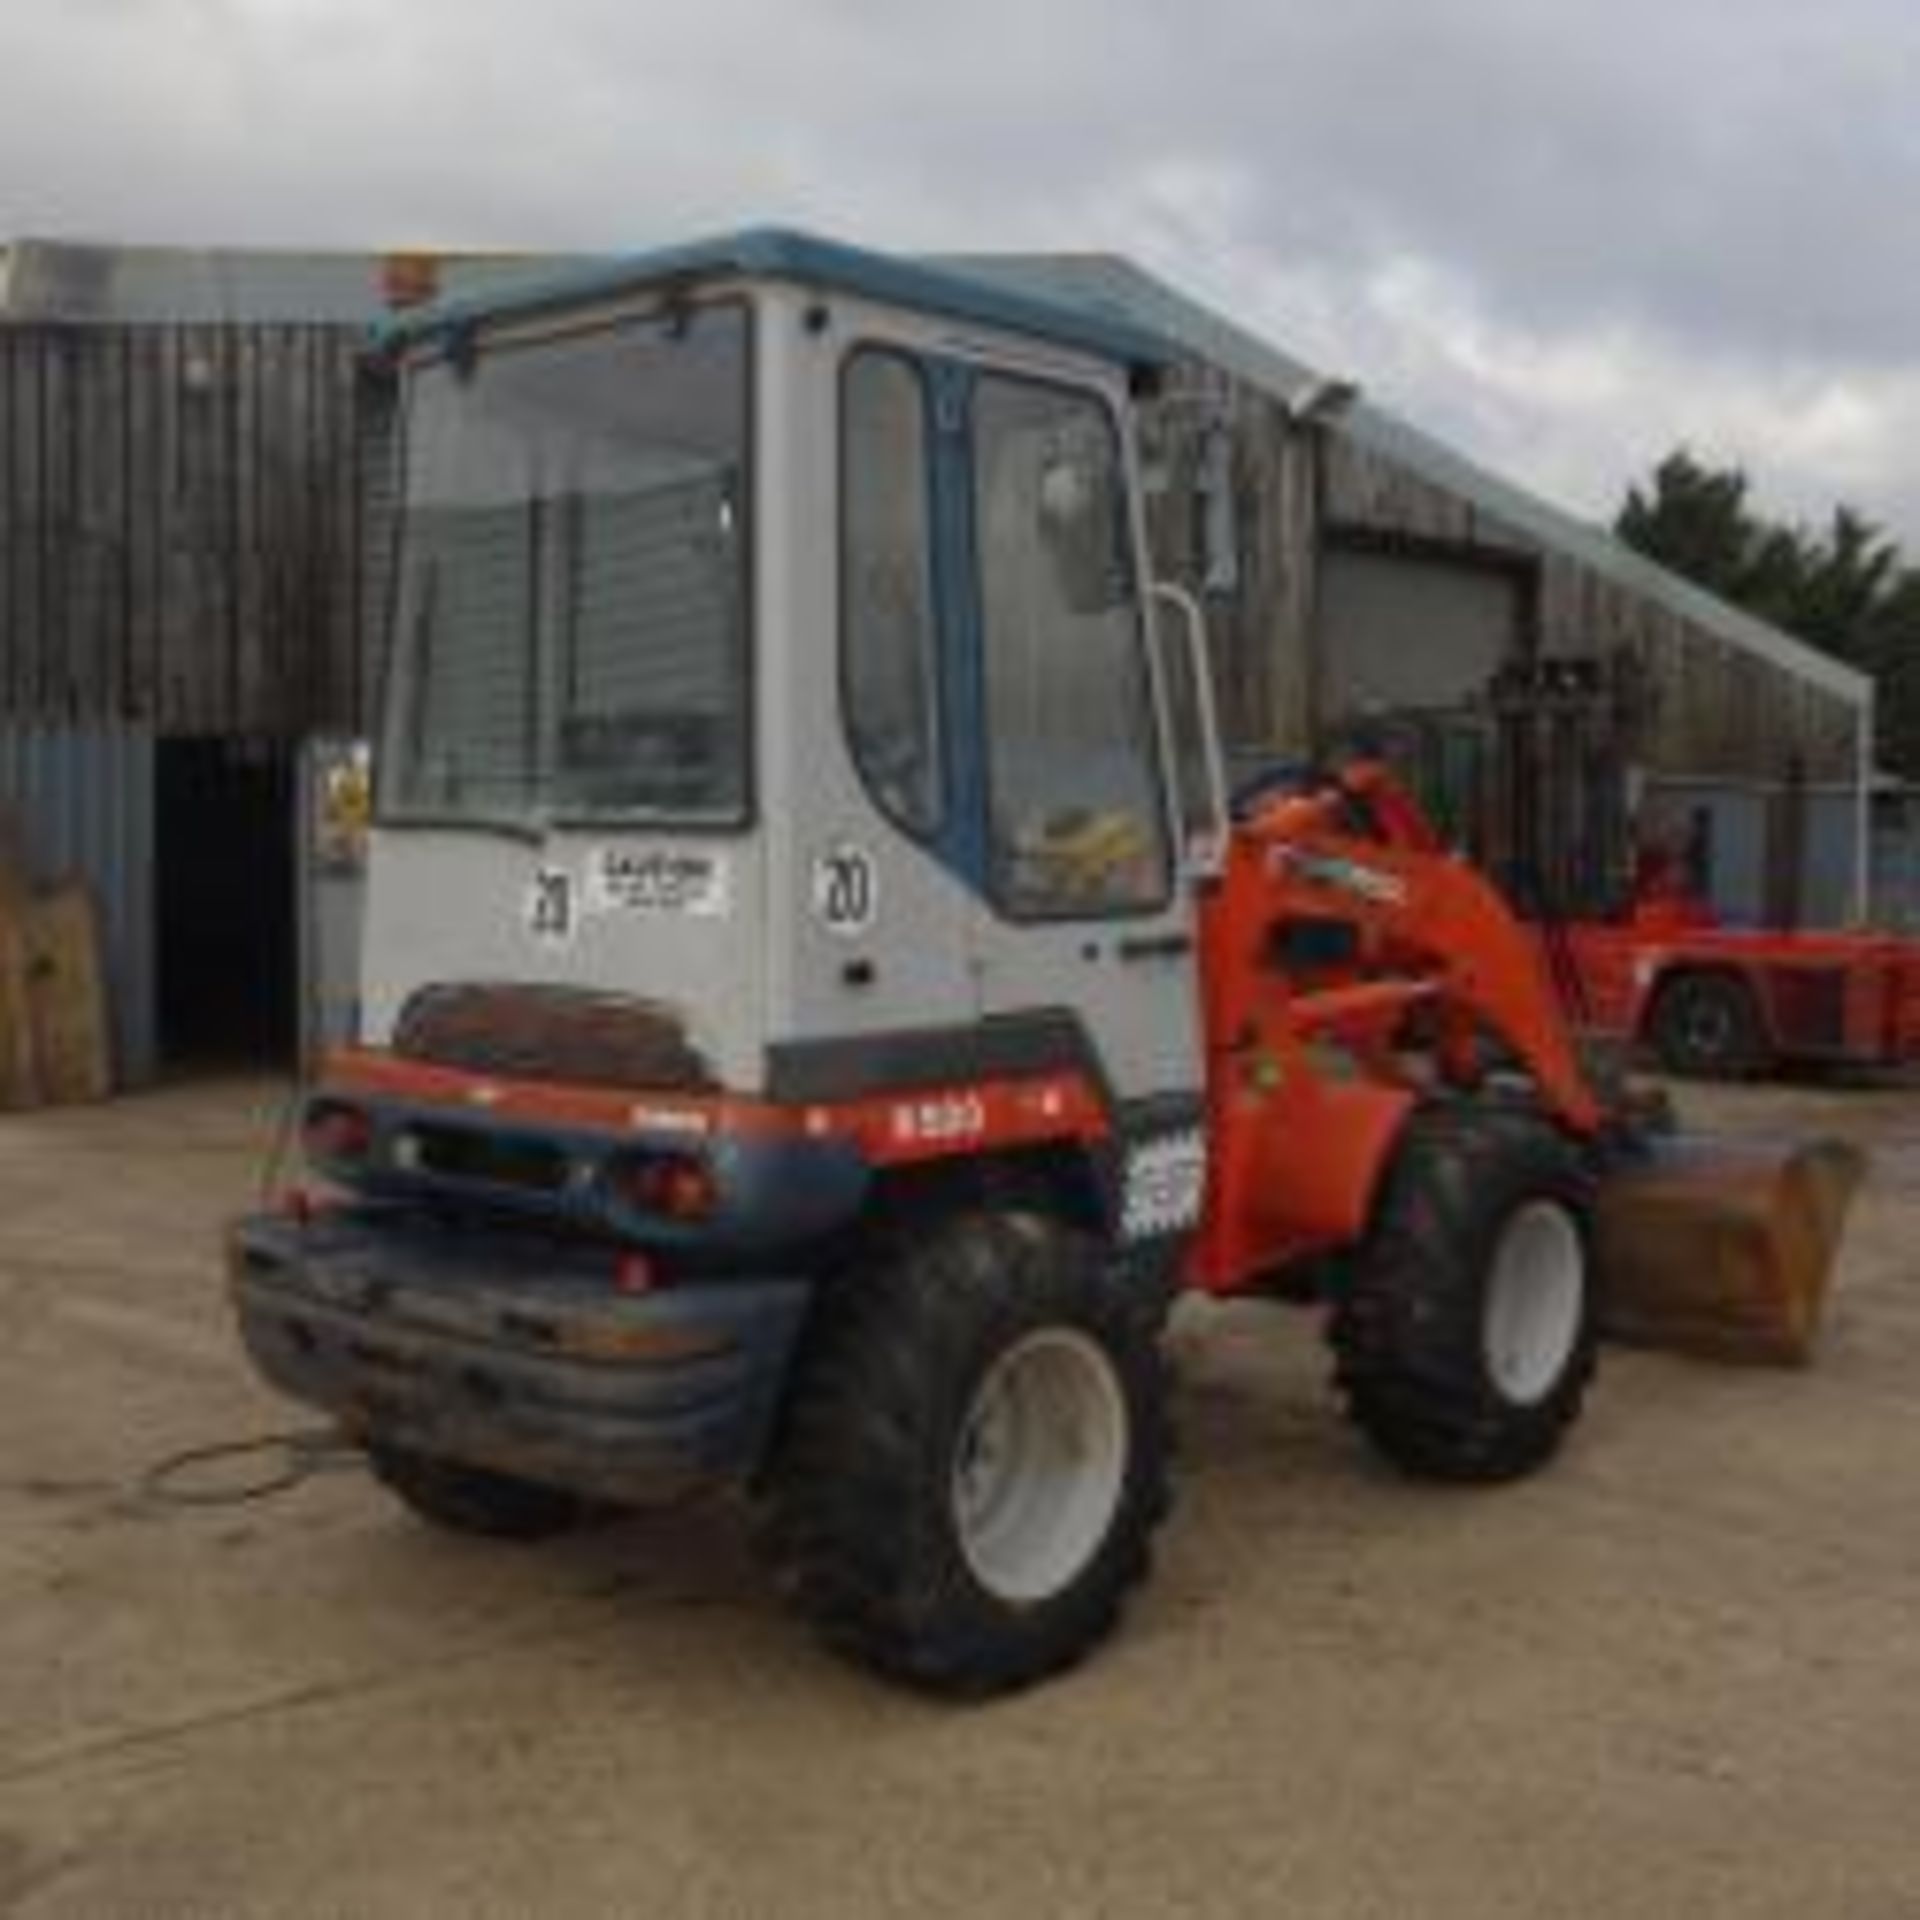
[0,817,113,1109]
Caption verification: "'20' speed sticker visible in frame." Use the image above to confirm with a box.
[811,844,878,937]
[526,866,575,946]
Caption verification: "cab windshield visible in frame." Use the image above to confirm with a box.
[381,299,750,830]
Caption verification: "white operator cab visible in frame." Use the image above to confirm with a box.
[365,229,1226,1133]
[234,232,1624,1701]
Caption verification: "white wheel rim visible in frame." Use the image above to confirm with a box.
[1482,1200,1587,1405]
[951,1328,1129,1605]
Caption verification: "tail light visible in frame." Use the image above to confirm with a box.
[605,1150,719,1224]
[303,1099,374,1168]
[615,1251,657,1294]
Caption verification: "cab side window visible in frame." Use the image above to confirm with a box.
[841,350,942,837]
[971,374,1172,917]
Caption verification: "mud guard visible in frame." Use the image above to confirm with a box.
[1191,1076,1414,1291]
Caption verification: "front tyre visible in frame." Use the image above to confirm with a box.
[759,1210,1172,1696]
[1330,1108,1598,1483]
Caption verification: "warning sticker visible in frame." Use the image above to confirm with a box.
[1120,1130,1207,1241]
[585,848,731,919]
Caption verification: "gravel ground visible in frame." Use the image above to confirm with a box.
[1,1074,1918,1919]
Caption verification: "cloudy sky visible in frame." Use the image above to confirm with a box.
[4,0,1916,540]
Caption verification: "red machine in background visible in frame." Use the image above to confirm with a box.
[1550,867,1920,1080]
[1452,656,1920,1082]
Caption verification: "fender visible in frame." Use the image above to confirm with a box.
[1188,1073,1414,1294]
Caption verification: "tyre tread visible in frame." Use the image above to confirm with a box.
[759,1210,1172,1696]
[1330,1105,1599,1483]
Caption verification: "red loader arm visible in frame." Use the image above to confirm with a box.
[1188,762,1604,1295]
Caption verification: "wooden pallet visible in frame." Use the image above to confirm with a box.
[0,819,114,1109]
[22,884,113,1105]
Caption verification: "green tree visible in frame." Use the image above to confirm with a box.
[1795,506,1899,668]
[1866,573,1920,777]
[1616,450,1761,600]
[1615,448,1915,773]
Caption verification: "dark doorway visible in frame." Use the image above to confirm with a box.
[156,736,296,1065]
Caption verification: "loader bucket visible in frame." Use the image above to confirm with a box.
[1595,1136,1866,1366]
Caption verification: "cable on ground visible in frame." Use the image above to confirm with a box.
[139,1428,363,1508]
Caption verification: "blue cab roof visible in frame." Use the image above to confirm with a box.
[372,226,1174,372]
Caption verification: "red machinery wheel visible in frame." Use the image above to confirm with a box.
[1648,970,1772,1080]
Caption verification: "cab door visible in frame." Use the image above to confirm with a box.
[945,365,1204,1111]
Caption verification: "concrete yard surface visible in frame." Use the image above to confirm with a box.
[2,1076,1919,1918]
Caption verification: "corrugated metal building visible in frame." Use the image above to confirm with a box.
[0,235,1877,1087]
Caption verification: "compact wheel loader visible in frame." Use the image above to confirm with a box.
[229,230,1861,1694]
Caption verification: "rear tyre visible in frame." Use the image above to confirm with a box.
[1648,970,1771,1079]
[759,1210,1172,1696]
[1330,1107,1598,1483]
[367,1443,598,1541]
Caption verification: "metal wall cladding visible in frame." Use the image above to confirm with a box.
[0,239,581,328]
[1642,778,1874,930]
[1873,802,1920,932]
[1642,778,1769,926]
[0,720,156,1084]
[1803,791,1863,929]
[0,322,371,738]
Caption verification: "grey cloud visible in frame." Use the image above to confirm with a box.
[1,0,1916,535]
